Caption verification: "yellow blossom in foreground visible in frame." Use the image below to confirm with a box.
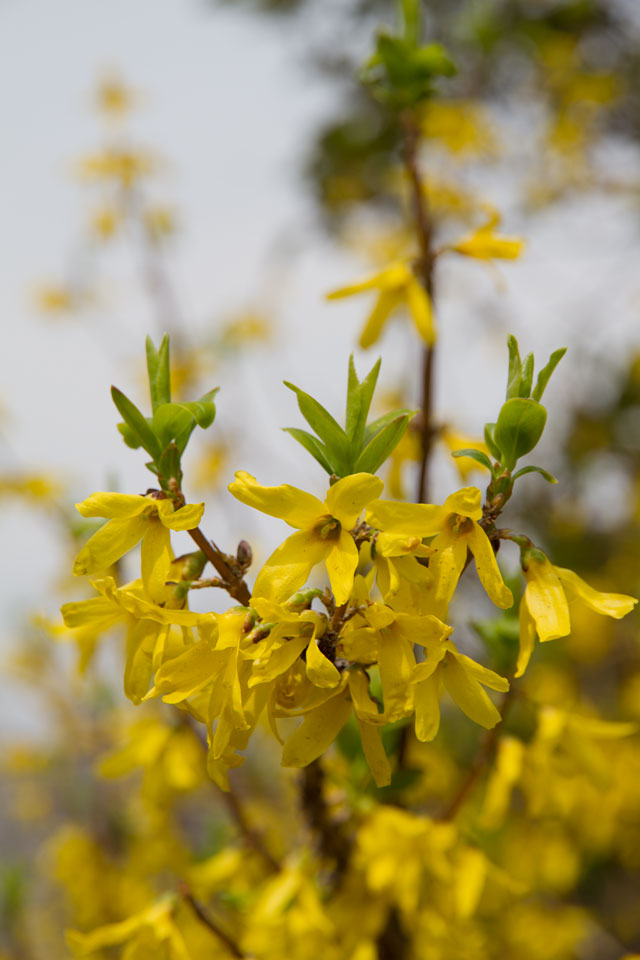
[449,209,524,262]
[326,260,434,348]
[517,551,637,677]
[72,492,204,601]
[367,486,513,618]
[229,471,383,604]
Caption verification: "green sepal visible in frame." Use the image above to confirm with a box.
[111,386,162,460]
[284,381,350,474]
[494,398,547,470]
[512,464,557,484]
[345,355,381,450]
[484,423,502,461]
[532,347,567,402]
[283,428,336,476]
[451,448,494,472]
[146,334,171,413]
[354,412,411,474]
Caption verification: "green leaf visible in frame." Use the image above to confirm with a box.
[345,356,381,450]
[506,334,522,400]
[284,381,350,472]
[283,428,336,476]
[400,0,420,45]
[157,442,183,491]
[494,398,547,470]
[117,421,141,450]
[363,409,416,445]
[354,413,411,474]
[532,347,567,402]
[512,464,557,484]
[146,334,171,412]
[111,387,162,460]
[153,404,195,454]
[451,448,494,472]
[484,422,502,461]
[520,352,534,397]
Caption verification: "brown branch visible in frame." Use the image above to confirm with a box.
[187,526,251,606]
[402,112,436,504]
[438,686,514,822]
[301,759,351,877]
[180,885,245,958]
[222,784,281,874]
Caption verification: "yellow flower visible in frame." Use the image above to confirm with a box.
[72,492,204,601]
[449,208,524,261]
[95,74,134,116]
[91,207,120,239]
[440,426,491,481]
[78,149,152,187]
[516,552,637,677]
[228,471,383,604]
[67,894,191,959]
[34,283,76,314]
[326,261,434,348]
[410,633,509,741]
[366,487,513,618]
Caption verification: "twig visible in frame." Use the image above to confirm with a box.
[222,785,281,874]
[187,526,251,606]
[301,759,351,877]
[438,687,514,822]
[180,885,245,958]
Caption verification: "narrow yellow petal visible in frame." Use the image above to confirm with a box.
[156,498,204,531]
[324,473,384,529]
[428,530,468,616]
[75,491,149,519]
[124,620,158,704]
[378,631,415,722]
[466,524,513,609]
[140,521,173,602]
[306,638,341,688]
[325,531,359,605]
[152,640,224,703]
[406,276,436,345]
[414,674,441,741]
[73,515,147,576]
[515,597,537,678]
[357,718,391,787]
[249,636,309,686]
[555,566,638,619]
[441,486,482,520]
[281,693,351,767]
[366,498,444,536]
[524,557,571,641]
[348,669,384,723]
[358,291,400,349]
[252,530,329,603]
[228,472,324,528]
[443,654,502,729]
[453,652,509,692]
[325,265,399,300]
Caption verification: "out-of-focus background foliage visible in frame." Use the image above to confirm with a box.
[1,1,639,958]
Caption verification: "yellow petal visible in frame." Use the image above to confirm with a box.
[406,276,435,345]
[454,848,487,919]
[156,498,204,531]
[281,693,351,767]
[555,566,638,619]
[124,620,158,704]
[378,631,415,722]
[60,594,122,630]
[466,523,513,609]
[73,515,147,576]
[228,472,324,529]
[357,718,391,787]
[366,498,444,536]
[515,597,537,678]
[364,604,397,631]
[524,556,571,641]
[414,674,441,741]
[358,291,400,350]
[348,669,384,723]
[253,530,329,603]
[441,486,482,520]
[325,473,384,529]
[249,636,309,686]
[325,531,359,605]
[306,638,341,688]
[327,262,410,300]
[428,530,468,616]
[140,521,173,602]
[151,640,224,703]
[75,491,149,519]
[443,654,502,729]
[453,652,509,692]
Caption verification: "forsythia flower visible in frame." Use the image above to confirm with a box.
[366,487,513,617]
[326,261,435,348]
[72,492,204,601]
[449,209,524,261]
[228,471,383,604]
[66,894,191,959]
[517,550,637,676]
